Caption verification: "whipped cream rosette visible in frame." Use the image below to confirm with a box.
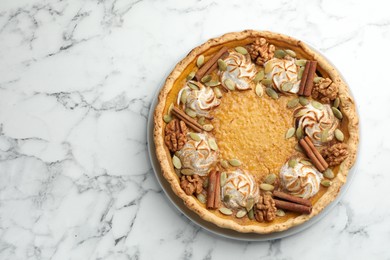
[177,81,220,118]
[220,50,257,90]
[264,58,300,94]
[280,159,323,199]
[294,103,339,146]
[221,169,259,209]
[176,133,218,176]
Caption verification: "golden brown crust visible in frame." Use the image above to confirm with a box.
[153,30,359,234]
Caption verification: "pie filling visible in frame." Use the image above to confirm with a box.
[160,34,354,229]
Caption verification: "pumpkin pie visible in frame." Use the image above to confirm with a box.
[153,30,359,234]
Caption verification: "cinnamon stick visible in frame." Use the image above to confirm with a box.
[195,47,228,81]
[171,107,202,132]
[274,199,312,215]
[303,61,317,97]
[298,61,311,95]
[299,137,325,172]
[304,136,328,169]
[204,51,229,77]
[214,171,221,208]
[273,190,312,207]
[206,170,217,209]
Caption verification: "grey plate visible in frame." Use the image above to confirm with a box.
[146,42,359,241]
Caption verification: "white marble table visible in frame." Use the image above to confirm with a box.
[0,0,389,259]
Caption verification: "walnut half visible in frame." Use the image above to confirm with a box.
[180,175,204,196]
[164,119,187,152]
[321,143,349,166]
[312,77,338,104]
[254,193,277,222]
[247,38,275,66]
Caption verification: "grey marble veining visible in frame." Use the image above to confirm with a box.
[0,0,389,259]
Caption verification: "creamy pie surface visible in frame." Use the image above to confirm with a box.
[154,30,359,233]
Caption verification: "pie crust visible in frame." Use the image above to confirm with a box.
[153,30,359,234]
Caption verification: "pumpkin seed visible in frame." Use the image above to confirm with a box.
[219,207,233,215]
[203,124,214,132]
[264,62,274,74]
[181,169,193,175]
[236,210,247,218]
[254,70,265,83]
[274,49,287,58]
[185,108,197,118]
[332,107,343,119]
[281,82,294,92]
[287,98,300,109]
[295,144,303,152]
[313,77,323,84]
[217,59,227,71]
[285,127,296,139]
[335,129,344,142]
[266,87,279,100]
[261,78,273,86]
[201,74,212,83]
[235,46,248,55]
[198,116,206,125]
[224,78,235,91]
[260,183,275,191]
[220,172,227,186]
[301,160,312,166]
[285,49,296,57]
[180,89,188,104]
[197,193,206,204]
[189,132,201,141]
[323,168,335,179]
[255,83,264,97]
[333,97,340,108]
[321,180,332,187]
[168,103,174,115]
[296,126,303,139]
[321,129,329,143]
[295,59,307,66]
[213,87,222,98]
[246,198,255,211]
[312,100,323,110]
[299,96,309,106]
[208,138,218,151]
[294,109,307,118]
[298,66,305,80]
[206,80,220,87]
[248,208,254,220]
[186,71,195,81]
[172,155,182,169]
[163,114,172,123]
[223,195,231,202]
[220,160,229,169]
[229,159,241,167]
[197,55,204,67]
[288,159,297,168]
[175,168,182,178]
[264,173,277,185]
[188,81,199,90]
[203,178,209,188]
[276,209,286,217]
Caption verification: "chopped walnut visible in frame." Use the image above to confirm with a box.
[164,119,187,152]
[180,175,204,195]
[254,193,277,222]
[321,143,349,166]
[247,38,275,66]
[312,77,339,103]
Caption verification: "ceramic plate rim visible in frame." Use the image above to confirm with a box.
[146,37,360,241]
